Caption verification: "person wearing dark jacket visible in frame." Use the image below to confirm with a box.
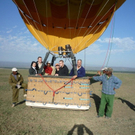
[70,59,85,79]
[36,56,43,73]
[55,60,69,76]
[29,61,37,75]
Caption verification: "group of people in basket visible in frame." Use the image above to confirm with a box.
[29,56,85,79]
[9,56,122,119]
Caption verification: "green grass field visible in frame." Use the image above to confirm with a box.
[0,68,135,135]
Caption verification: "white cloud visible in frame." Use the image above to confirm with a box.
[1,26,135,60]
[6,29,12,33]
[98,37,135,51]
[24,30,29,34]
[97,38,110,43]
[0,36,3,41]
[0,34,46,54]
[33,43,38,46]
[83,37,135,56]
[18,32,23,35]
[13,25,17,28]
[21,27,27,30]
[86,44,106,55]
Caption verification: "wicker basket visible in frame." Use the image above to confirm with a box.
[26,75,91,110]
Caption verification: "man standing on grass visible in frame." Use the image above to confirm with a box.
[89,68,122,118]
[9,68,27,107]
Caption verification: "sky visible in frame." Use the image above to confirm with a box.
[0,0,135,69]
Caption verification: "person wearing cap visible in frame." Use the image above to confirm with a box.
[89,67,122,118]
[55,60,69,76]
[69,59,85,79]
[97,67,108,76]
[97,67,108,85]
[9,68,27,107]
[44,61,53,75]
[102,67,108,74]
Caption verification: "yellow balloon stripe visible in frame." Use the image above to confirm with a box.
[13,0,126,54]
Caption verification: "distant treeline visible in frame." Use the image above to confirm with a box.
[86,70,135,74]
[0,67,29,69]
[1,67,135,74]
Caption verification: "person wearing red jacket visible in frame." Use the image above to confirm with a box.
[44,61,53,75]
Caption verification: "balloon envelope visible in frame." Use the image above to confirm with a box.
[13,0,126,54]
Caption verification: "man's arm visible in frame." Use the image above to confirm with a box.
[29,69,33,75]
[97,71,101,76]
[69,68,74,76]
[65,66,69,76]
[114,77,122,89]
[9,75,16,87]
[29,69,36,75]
[18,74,24,84]
[92,75,103,82]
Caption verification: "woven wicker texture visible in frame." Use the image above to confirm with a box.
[27,76,90,107]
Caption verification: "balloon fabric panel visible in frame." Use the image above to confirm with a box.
[13,0,126,54]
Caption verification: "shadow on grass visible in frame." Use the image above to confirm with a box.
[67,124,93,135]
[90,94,101,114]
[118,98,135,111]
[16,100,25,106]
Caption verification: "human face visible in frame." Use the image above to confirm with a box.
[47,63,51,67]
[59,61,64,67]
[32,62,36,67]
[77,60,82,68]
[105,70,109,75]
[106,71,111,76]
[38,58,42,63]
[55,64,60,69]
[13,71,17,75]
[103,70,106,74]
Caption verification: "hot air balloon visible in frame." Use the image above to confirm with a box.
[12,0,126,110]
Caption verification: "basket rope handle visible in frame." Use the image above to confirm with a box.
[39,74,74,102]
